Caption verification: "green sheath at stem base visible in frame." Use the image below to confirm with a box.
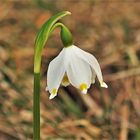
[33,73,40,140]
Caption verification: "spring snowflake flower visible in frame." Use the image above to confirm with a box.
[46,45,108,99]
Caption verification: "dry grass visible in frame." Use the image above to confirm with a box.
[0,0,140,139]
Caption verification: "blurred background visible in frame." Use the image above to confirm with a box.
[0,0,140,140]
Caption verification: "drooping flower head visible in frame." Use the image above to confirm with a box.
[46,45,108,99]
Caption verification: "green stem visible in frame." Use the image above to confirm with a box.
[33,11,71,140]
[33,73,40,140]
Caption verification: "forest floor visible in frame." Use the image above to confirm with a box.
[0,0,140,140]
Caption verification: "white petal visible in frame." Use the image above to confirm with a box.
[81,89,88,94]
[47,48,65,96]
[91,70,96,84]
[61,74,70,87]
[45,87,48,91]
[100,81,108,88]
[49,93,57,100]
[61,81,70,87]
[72,45,105,85]
[65,48,92,93]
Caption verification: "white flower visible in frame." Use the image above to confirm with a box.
[46,45,108,99]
